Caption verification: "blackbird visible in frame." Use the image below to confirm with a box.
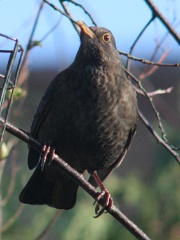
[19,21,137,212]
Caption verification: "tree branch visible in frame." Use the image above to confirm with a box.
[36,210,63,240]
[0,117,151,240]
[120,51,180,67]
[124,68,180,164]
[59,0,79,34]
[127,17,154,70]
[44,0,77,25]
[138,109,180,163]
[144,0,180,45]
[66,0,97,26]
[0,204,24,233]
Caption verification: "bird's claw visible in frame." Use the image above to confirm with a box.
[41,145,55,171]
[93,188,113,218]
[91,171,113,218]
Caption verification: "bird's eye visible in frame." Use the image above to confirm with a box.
[102,33,111,43]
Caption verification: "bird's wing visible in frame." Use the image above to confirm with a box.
[88,126,137,188]
[28,78,57,170]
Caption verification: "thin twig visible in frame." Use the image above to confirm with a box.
[144,0,180,45]
[136,78,168,143]
[26,1,45,51]
[147,87,173,97]
[138,109,180,162]
[0,204,24,233]
[36,210,63,240]
[18,0,45,88]
[134,87,173,97]
[140,27,171,78]
[44,0,77,25]
[40,17,62,43]
[19,0,44,84]
[59,0,79,34]
[0,139,20,206]
[70,0,97,26]
[120,51,180,67]
[139,51,169,80]
[127,17,154,70]
[0,159,18,207]
[124,68,180,160]
[44,0,96,36]
[0,117,151,240]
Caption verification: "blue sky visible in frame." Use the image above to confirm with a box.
[0,0,179,70]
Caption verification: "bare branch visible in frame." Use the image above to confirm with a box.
[0,117,151,240]
[138,109,180,163]
[144,0,180,45]
[120,51,180,67]
[17,0,45,88]
[68,0,97,26]
[40,18,62,43]
[26,1,45,51]
[59,0,79,34]
[0,204,24,233]
[124,68,180,161]
[139,51,169,80]
[0,159,18,207]
[36,210,63,240]
[127,17,154,70]
[44,0,77,26]
[137,79,169,143]
[146,87,173,97]
[134,87,173,97]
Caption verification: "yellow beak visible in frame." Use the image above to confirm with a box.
[77,21,95,39]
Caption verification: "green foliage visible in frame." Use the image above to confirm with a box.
[6,87,26,101]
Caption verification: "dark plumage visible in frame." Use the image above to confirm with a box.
[19,21,137,210]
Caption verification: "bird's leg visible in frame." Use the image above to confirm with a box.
[41,145,55,171]
[92,171,113,218]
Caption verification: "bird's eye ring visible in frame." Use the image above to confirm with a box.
[102,33,111,43]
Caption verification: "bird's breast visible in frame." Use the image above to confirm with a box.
[45,65,137,172]
[67,66,137,170]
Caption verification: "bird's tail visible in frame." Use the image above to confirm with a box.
[19,165,79,210]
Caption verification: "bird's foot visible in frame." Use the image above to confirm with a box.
[93,188,113,218]
[92,171,113,218]
[41,145,55,171]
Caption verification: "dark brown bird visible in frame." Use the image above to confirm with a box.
[19,21,137,212]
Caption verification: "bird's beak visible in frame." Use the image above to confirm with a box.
[77,21,95,39]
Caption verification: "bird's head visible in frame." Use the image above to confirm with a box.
[75,21,121,66]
